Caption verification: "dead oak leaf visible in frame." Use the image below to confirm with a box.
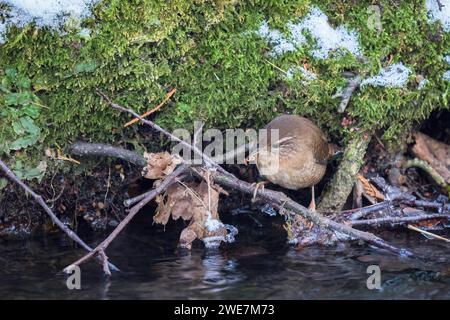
[357,173,385,201]
[154,179,227,249]
[142,152,182,180]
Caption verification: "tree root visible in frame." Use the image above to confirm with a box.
[404,158,447,188]
[318,132,371,212]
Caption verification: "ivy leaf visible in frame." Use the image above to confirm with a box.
[12,161,46,182]
[5,67,17,80]
[4,92,19,105]
[0,77,11,92]
[17,76,31,90]
[9,135,39,150]
[20,116,40,135]
[4,92,31,106]
[22,104,40,118]
[12,121,26,135]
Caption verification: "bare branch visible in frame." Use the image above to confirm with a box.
[0,158,119,273]
[349,213,449,227]
[64,163,189,273]
[71,141,147,167]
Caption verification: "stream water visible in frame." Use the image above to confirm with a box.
[0,211,449,300]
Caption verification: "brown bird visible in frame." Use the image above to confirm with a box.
[249,115,333,210]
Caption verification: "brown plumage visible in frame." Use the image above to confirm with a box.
[251,115,332,209]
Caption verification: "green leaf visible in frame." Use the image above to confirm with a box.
[0,178,7,190]
[0,77,11,92]
[12,121,26,135]
[20,116,40,135]
[4,92,19,105]
[4,67,17,79]
[9,135,39,150]
[4,92,31,106]
[13,161,47,182]
[22,104,40,118]
[17,76,31,90]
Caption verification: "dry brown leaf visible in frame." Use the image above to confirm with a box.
[154,183,195,225]
[142,152,182,179]
[154,178,227,249]
[357,173,385,201]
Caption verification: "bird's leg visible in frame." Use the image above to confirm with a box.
[251,181,269,202]
[308,186,316,212]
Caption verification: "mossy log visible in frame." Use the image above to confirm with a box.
[318,133,371,212]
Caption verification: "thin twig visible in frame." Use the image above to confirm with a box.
[349,213,449,227]
[332,75,362,113]
[0,158,119,273]
[64,164,189,274]
[96,89,232,178]
[124,88,176,128]
[407,224,450,243]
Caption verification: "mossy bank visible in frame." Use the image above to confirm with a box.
[0,0,449,235]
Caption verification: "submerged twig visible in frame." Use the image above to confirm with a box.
[0,158,119,273]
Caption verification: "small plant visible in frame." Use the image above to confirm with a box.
[0,67,44,154]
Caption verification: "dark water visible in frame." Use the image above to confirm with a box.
[1,212,449,300]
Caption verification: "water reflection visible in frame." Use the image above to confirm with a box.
[0,218,449,299]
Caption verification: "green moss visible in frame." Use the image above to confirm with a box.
[0,0,449,180]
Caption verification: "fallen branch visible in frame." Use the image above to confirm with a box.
[0,158,119,273]
[71,141,147,167]
[64,163,189,274]
[349,213,449,227]
[203,167,414,257]
[407,224,450,243]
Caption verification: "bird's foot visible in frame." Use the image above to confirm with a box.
[307,200,316,212]
[251,181,269,202]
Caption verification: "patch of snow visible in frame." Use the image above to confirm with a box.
[426,0,450,32]
[443,55,450,81]
[257,21,298,56]
[286,66,317,82]
[444,55,450,65]
[0,0,98,43]
[204,211,224,232]
[298,7,362,59]
[417,78,429,90]
[443,70,450,81]
[361,62,411,88]
[0,22,6,44]
[257,7,362,59]
[78,27,91,38]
